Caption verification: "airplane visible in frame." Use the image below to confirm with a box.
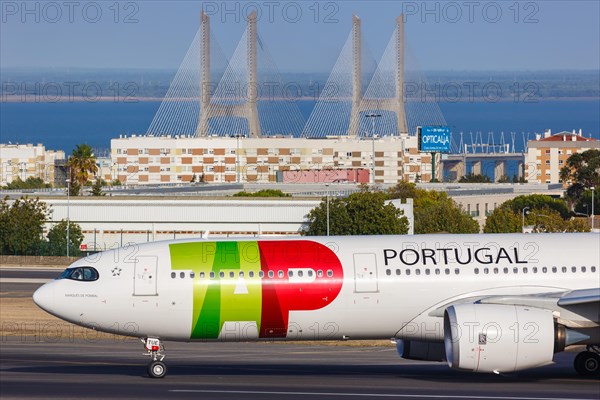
[33,233,600,379]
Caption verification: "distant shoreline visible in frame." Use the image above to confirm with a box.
[1,96,599,104]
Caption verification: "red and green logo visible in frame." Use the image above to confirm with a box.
[169,240,343,339]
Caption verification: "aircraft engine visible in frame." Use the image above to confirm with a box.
[443,304,560,373]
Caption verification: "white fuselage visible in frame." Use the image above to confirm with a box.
[33,233,599,343]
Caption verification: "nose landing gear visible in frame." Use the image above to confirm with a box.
[574,346,600,377]
[143,337,167,378]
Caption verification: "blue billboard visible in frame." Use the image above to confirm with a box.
[419,126,451,153]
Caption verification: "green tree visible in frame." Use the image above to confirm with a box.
[560,149,600,213]
[67,179,81,196]
[233,189,291,197]
[68,144,98,195]
[459,174,491,183]
[91,179,105,196]
[483,207,522,233]
[484,200,590,233]
[3,177,50,190]
[388,182,479,234]
[0,196,50,255]
[530,208,590,233]
[303,190,409,236]
[413,190,480,234]
[497,194,570,219]
[573,189,599,217]
[47,219,84,256]
[560,149,600,188]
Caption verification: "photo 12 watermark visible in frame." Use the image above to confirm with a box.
[1,1,140,24]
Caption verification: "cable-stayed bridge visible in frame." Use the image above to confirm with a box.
[146,12,446,139]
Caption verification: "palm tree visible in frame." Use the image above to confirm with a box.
[68,144,98,195]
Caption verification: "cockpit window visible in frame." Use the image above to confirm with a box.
[57,267,99,282]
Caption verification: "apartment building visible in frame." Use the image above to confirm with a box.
[0,143,65,186]
[526,129,599,185]
[109,135,434,185]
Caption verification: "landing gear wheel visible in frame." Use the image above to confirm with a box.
[148,361,167,378]
[574,351,600,377]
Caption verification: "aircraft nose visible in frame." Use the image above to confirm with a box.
[33,283,55,314]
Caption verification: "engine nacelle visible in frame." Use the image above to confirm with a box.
[444,304,555,373]
[396,340,446,362]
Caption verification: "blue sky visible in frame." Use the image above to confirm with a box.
[1,1,599,72]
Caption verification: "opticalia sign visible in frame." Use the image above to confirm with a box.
[418,126,451,153]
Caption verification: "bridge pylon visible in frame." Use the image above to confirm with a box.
[196,11,261,138]
[348,14,408,137]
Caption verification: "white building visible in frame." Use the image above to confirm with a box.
[109,135,435,185]
[0,143,65,186]
[42,197,414,250]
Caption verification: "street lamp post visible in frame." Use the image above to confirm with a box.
[521,206,530,233]
[365,113,382,185]
[591,187,595,231]
[325,184,330,236]
[66,170,71,257]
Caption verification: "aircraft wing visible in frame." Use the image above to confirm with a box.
[428,288,600,329]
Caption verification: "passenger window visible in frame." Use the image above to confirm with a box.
[444,268,450,275]
[249,271,255,278]
[307,270,313,277]
[513,267,518,274]
[190,272,195,278]
[552,267,557,273]
[229,272,235,278]
[386,269,391,276]
[327,270,333,277]
[180,272,185,279]
[278,270,284,278]
[435,269,440,275]
[571,267,577,273]
[532,267,537,273]
[415,269,421,275]
[592,266,597,273]
[200,272,205,279]
[289,270,294,278]
[493,268,498,274]
[503,267,508,274]
[474,268,479,274]
[425,269,430,275]
[454,268,460,275]
[542,267,547,273]
[171,272,176,279]
[239,271,244,278]
[317,270,323,278]
[562,267,567,273]
[268,271,274,278]
[219,271,225,278]
[396,269,401,275]
[484,268,489,274]
[581,266,586,273]
[523,267,528,274]
[406,269,411,276]
[210,271,215,279]
[298,271,303,277]
[259,271,265,278]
